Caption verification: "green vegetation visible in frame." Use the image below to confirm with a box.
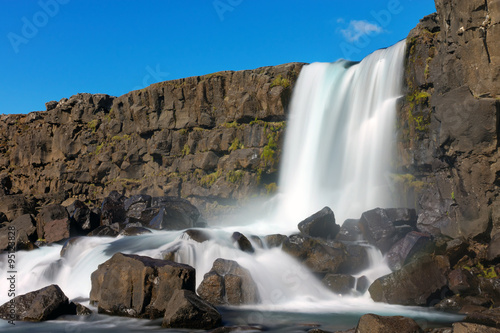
[391,173,426,193]
[179,128,188,135]
[451,191,455,201]
[87,119,99,133]
[261,132,278,168]
[464,262,498,279]
[226,170,244,184]
[229,138,244,152]
[199,170,222,188]
[181,144,191,156]
[265,182,278,194]
[270,75,291,89]
[221,121,240,129]
[112,134,131,141]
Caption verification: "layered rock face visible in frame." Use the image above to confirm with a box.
[396,0,500,240]
[0,63,304,220]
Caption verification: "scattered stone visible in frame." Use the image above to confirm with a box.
[232,232,255,253]
[162,289,222,330]
[36,204,71,243]
[298,207,340,240]
[447,268,478,296]
[0,284,75,322]
[368,255,449,306]
[465,308,500,328]
[358,208,417,254]
[197,258,260,305]
[355,313,422,333]
[386,231,433,271]
[0,214,37,251]
[90,252,196,318]
[335,219,362,242]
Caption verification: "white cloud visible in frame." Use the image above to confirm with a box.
[340,20,383,42]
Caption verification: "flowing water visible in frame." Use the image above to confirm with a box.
[0,41,462,331]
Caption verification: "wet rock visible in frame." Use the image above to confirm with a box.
[232,232,255,253]
[298,207,340,240]
[67,200,100,234]
[386,231,433,271]
[282,234,346,274]
[264,234,287,248]
[356,276,370,294]
[355,313,422,333]
[119,226,152,236]
[0,214,37,251]
[444,238,469,267]
[358,208,417,254]
[60,237,83,257]
[36,204,70,243]
[335,219,362,242]
[197,258,260,305]
[211,326,264,333]
[74,302,92,315]
[453,322,500,333]
[148,197,200,230]
[339,243,370,275]
[184,229,211,243]
[87,223,120,237]
[465,308,500,329]
[124,194,154,223]
[447,268,479,296]
[368,255,449,306]
[162,289,222,330]
[90,253,196,318]
[322,274,355,294]
[0,284,75,322]
[100,191,126,226]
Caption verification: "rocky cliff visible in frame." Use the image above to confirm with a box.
[0,63,304,221]
[397,0,500,242]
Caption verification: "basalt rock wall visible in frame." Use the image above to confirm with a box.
[0,63,304,221]
[397,0,500,241]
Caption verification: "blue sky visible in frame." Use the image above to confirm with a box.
[0,0,436,115]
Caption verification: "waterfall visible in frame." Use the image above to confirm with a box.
[275,40,406,226]
[1,40,462,330]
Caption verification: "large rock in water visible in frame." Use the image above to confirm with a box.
[197,258,260,305]
[355,314,423,333]
[162,289,222,329]
[67,200,100,234]
[100,191,126,226]
[36,204,71,243]
[386,231,433,271]
[368,255,449,306]
[298,207,340,240]
[282,234,347,274]
[358,208,417,254]
[90,253,196,318]
[147,197,200,230]
[0,285,75,322]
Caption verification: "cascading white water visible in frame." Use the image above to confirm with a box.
[0,40,462,331]
[275,41,406,227]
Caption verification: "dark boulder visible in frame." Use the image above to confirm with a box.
[124,194,155,224]
[162,289,222,330]
[356,276,370,294]
[0,284,75,322]
[335,219,362,242]
[444,238,469,267]
[264,234,287,248]
[339,243,370,275]
[36,204,71,243]
[232,232,255,253]
[355,314,422,333]
[368,255,449,306]
[488,233,500,261]
[282,234,346,274]
[358,208,417,253]
[184,229,212,243]
[0,212,8,224]
[101,191,126,226]
[386,231,433,271]
[197,258,260,305]
[447,268,479,296]
[298,207,340,240]
[60,237,83,257]
[0,214,37,251]
[0,194,35,222]
[322,274,355,294]
[67,200,100,234]
[90,252,196,318]
[148,197,200,230]
[119,226,152,236]
[87,223,120,237]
